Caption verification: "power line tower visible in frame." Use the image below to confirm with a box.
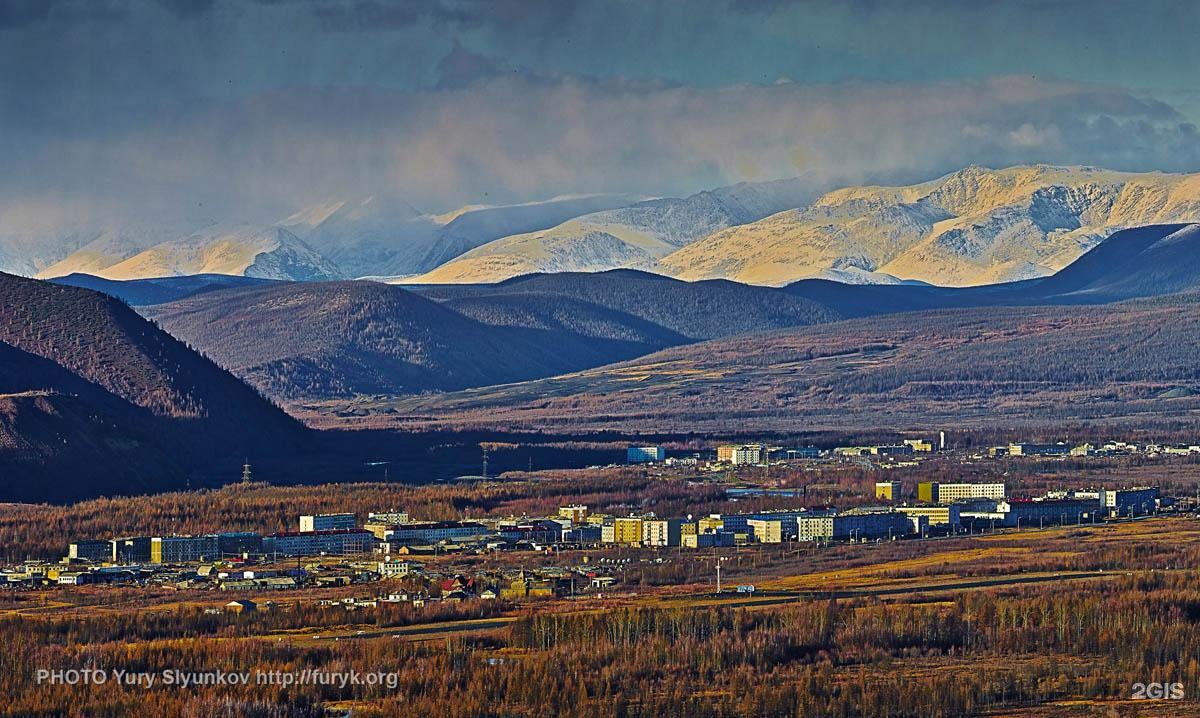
[241,460,252,486]
[481,446,489,481]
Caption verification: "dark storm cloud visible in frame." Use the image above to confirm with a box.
[309,0,584,32]
[0,0,129,28]
[0,0,50,28]
[156,0,217,18]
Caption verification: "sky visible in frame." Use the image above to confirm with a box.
[2,0,1200,230]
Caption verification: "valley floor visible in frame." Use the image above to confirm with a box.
[6,517,1200,716]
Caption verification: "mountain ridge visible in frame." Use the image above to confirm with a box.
[407,176,825,284]
[661,165,1200,286]
[0,271,306,500]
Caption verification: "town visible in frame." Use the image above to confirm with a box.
[3,436,1181,609]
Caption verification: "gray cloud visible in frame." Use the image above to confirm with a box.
[4,74,1199,238]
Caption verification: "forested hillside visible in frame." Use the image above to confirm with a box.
[0,273,304,500]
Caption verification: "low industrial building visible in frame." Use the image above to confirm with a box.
[683,530,737,549]
[963,498,1103,528]
[1003,443,1072,457]
[896,504,962,528]
[797,510,912,542]
[834,445,914,457]
[1100,487,1160,515]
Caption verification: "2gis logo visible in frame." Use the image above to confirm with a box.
[1131,682,1185,700]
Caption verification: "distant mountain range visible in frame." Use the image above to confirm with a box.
[18,165,1200,288]
[411,165,1200,286]
[66,222,1197,407]
[330,223,1200,433]
[0,272,305,501]
[408,177,824,284]
[660,165,1200,286]
[34,194,643,282]
[282,193,642,278]
[39,225,342,282]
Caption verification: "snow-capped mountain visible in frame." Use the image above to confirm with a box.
[659,165,1200,286]
[289,193,642,279]
[408,177,824,284]
[36,226,180,279]
[67,224,344,281]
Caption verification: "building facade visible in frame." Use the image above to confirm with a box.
[386,521,488,544]
[917,482,1006,504]
[263,530,377,557]
[875,481,902,500]
[746,519,783,544]
[601,518,645,546]
[717,444,764,465]
[68,540,112,563]
[299,513,357,532]
[627,446,665,463]
[642,518,683,547]
[112,536,153,564]
[797,511,912,542]
[1100,487,1160,514]
[151,535,219,563]
[367,511,410,525]
[896,504,962,528]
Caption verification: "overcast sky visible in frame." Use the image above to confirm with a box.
[2,0,1199,228]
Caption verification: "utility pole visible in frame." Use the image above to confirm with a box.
[482,446,489,481]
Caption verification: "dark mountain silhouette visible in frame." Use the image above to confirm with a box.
[143,280,699,399]
[779,223,1200,314]
[417,269,838,340]
[0,272,305,501]
[0,342,189,501]
[51,273,280,306]
[1025,223,1200,301]
[144,271,839,400]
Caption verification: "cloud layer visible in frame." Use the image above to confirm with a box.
[4,73,1198,230]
